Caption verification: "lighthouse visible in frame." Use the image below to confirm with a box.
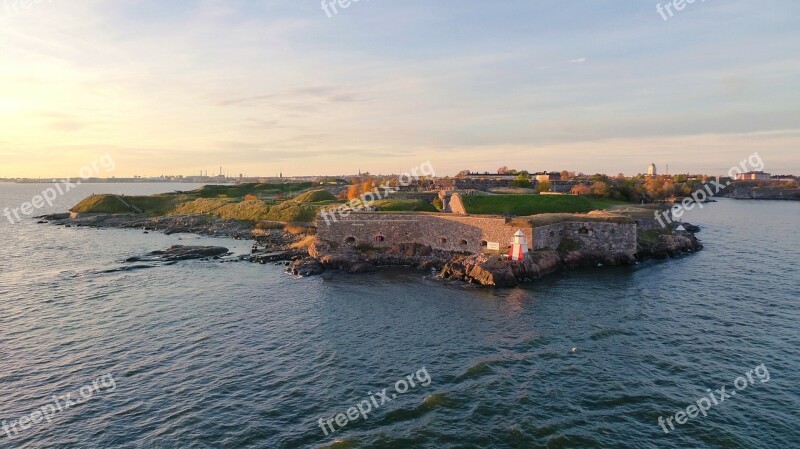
[508,230,529,262]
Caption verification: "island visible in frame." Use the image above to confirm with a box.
[41,182,702,288]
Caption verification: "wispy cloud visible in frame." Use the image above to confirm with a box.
[0,1,798,177]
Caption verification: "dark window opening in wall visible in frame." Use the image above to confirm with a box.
[579,227,589,235]
[440,237,447,244]
[375,235,385,242]
[345,237,356,244]
[550,231,555,237]
[460,239,468,246]
[481,240,488,247]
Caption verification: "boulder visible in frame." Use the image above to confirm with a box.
[291,257,324,276]
[149,245,229,261]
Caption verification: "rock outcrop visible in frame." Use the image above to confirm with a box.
[307,225,702,287]
[44,213,254,239]
[126,245,230,263]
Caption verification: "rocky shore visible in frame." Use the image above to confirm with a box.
[41,213,255,238]
[286,226,703,287]
[39,212,703,288]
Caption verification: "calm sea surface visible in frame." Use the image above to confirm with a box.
[0,183,798,449]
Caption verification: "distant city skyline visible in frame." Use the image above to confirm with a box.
[1,1,798,177]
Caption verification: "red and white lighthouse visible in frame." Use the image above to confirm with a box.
[508,230,529,262]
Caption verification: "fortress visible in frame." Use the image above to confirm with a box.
[317,212,638,257]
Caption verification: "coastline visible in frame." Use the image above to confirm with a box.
[38,208,703,288]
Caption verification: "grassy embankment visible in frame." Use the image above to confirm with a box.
[70,184,339,223]
[461,194,628,216]
[372,199,438,212]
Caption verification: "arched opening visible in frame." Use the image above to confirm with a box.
[375,235,385,243]
[460,239,468,246]
[440,237,448,244]
[480,240,488,247]
[579,227,589,235]
[345,237,356,244]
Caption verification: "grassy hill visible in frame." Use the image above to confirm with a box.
[70,184,334,224]
[71,194,177,215]
[292,189,337,203]
[191,183,313,199]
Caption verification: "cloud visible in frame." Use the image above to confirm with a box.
[570,57,587,63]
[217,84,371,107]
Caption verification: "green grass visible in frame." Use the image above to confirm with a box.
[71,188,322,223]
[71,195,135,214]
[125,195,179,215]
[373,199,438,212]
[263,201,320,223]
[292,189,337,203]
[71,194,178,215]
[189,183,313,199]
[510,212,634,228]
[585,197,630,210]
[462,195,633,216]
[462,195,596,216]
[174,198,272,221]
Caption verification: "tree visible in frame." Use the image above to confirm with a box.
[511,172,531,188]
[362,179,375,195]
[560,170,571,180]
[571,184,592,195]
[497,166,510,174]
[536,180,552,192]
[347,184,361,200]
[591,181,610,197]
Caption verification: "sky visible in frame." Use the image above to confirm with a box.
[0,0,798,178]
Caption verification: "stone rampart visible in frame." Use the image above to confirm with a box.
[533,222,637,254]
[318,212,637,256]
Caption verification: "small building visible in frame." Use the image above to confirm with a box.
[736,171,772,181]
[534,172,562,183]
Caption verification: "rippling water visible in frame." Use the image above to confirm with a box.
[1,183,798,449]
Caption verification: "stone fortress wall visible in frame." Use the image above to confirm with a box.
[532,222,637,254]
[317,212,637,256]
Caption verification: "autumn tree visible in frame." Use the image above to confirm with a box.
[571,184,592,195]
[591,181,610,197]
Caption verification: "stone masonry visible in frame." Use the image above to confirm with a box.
[317,212,637,256]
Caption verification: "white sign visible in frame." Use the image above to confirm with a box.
[487,242,501,251]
